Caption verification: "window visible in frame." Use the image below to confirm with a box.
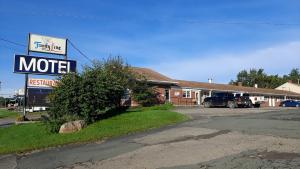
[182,89,191,98]
[276,96,284,102]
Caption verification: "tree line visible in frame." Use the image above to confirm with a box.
[229,68,300,89]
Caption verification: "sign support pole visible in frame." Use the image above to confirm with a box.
[23,75,28,117]
[23,34,30,118]
[65,39,68,60]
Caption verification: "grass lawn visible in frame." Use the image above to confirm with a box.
[0,109,19,118]
[0,106,188,154]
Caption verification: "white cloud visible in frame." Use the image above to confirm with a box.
[148,41,300,84]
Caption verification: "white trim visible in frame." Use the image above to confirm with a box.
[164,88,171,102]
[194,90,201,105]
[182,89,192,98]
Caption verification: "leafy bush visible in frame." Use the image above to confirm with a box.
[47,73,83,132]
[46,56,163,133]
[47,56,133,132]
[130,78,160,107]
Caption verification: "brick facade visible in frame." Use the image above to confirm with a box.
[170,89,197,105]
[130,67,300,107]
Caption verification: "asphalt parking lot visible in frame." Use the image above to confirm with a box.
[1,107,300,169]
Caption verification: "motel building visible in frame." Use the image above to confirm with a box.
[131,67,300,107]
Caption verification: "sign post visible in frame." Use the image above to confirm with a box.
[23,34,30,118]
[65,39,68,60]
[20,33,69,118]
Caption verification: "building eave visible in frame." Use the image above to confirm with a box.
[147,80,178,85]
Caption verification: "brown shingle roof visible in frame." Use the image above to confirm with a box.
[130,67,176,82]
[131,67,300,97]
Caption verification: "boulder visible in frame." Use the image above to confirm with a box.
[59,120,86,134]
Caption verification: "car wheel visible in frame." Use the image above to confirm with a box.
[204,102,211,108]
[228,102,236,109]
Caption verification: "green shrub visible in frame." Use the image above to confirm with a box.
[47,73,82,132]
[46,56,133,133]
[130,78,160,107]
[46,56,165,133]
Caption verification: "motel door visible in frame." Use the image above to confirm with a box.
[164,89,170,103]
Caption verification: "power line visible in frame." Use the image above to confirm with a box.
[0,38,26,47]
[68,39,93,63]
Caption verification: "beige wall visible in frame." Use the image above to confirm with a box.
[276,82,300,94]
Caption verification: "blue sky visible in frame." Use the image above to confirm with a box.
[0,0,300,96]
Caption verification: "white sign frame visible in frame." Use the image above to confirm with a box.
[29,34,67,55]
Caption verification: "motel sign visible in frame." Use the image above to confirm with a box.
[14,55,76,75]
[29,34,67,55]
[13,33,74,117]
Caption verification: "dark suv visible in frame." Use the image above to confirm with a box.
[203,92,252,108]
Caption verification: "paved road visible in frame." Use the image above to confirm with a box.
[1,108,300,169]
